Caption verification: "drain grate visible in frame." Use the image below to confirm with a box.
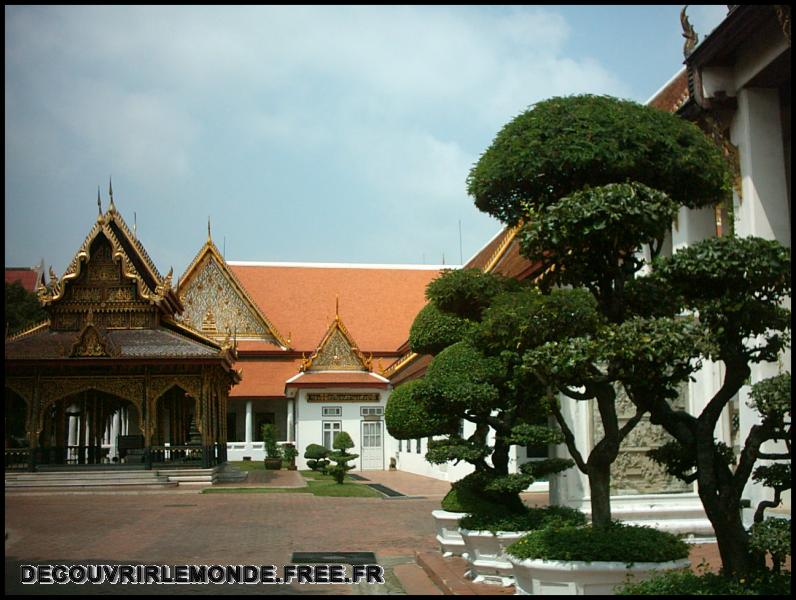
[346,474,369,481]
[365,483,405,497]
[291,552,376,565]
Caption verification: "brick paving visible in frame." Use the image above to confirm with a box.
[4,469,748,595]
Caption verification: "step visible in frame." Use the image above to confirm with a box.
[6,477,173,487]
[6,471,163,481]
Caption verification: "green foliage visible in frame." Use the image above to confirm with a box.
[653,236,791,363]
[327,431,358,484]
[444,471,526,516]
[748,373,791,422]
[467,94,730,225]
[506,522,690,564]
[752,463,790,492]
[476,288,602,356]
[483,473,536,495]
[508,423,564,447]
[649,440,736,481]
[260,424,281,459]
[520,183,678,290]
[749,518,791,571]
[425,436,489,465]
[617,569,791,595]
[426,269,516,320]
[460,505,587,533]
[424,341,504,413]
[624,276,680,319]
[519,458,575,479]
[409,303,473,356]
[5,281,47,334]
[303,443,329,471]
[385,380,459,440]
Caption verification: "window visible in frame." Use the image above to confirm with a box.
[322,406,342,417]
[322,421,342,450]
[360,406,383,417]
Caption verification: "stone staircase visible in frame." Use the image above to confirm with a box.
[5,463,247,491]
[5,470,177,491]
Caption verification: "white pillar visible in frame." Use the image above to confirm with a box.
[110,411,121,459]
[245,400,253,445]
[287,398,295,442]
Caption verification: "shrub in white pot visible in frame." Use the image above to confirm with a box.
[432,486,469,558]
[506,522,691,595]
[459,505,587,586]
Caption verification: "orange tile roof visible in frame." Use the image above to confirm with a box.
[231,358,303,397]
[5,268,41,292]
[647,69,689,114]
[285,372,389,388]
[236,340,287,352]
[228,264,444,352]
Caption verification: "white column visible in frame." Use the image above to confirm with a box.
[67,415,78,447]
[287,398,295,442]
[733,86,792,525]
[245,400,253,445]
[110,411,121,459]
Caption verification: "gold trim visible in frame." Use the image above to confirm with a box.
[6,319,50,341]
[301,313,371,372]
[382,351,418,377]
[177,239,290,348]
[483,224,521,273]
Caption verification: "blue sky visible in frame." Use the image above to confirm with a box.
[5,5,728,276]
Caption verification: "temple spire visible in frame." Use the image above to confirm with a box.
[108,176,116,212]
[335,295,340,321]
[207,216,212,242]
[97,186,102,220]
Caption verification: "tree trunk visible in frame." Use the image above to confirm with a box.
[699,490,758,576]
[588,460,612,527]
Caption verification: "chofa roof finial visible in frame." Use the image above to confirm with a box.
[680,5,699,58]
[108,176,116,212]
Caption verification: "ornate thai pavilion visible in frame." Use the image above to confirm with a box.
[4,195,240,470]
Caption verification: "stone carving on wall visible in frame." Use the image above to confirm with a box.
[179,255,277,343]
[592,385,691,496]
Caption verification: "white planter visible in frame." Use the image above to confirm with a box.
[459,528,525,586]
[431,510,467,558]
[508,556,692,595]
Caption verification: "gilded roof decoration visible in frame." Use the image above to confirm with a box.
[36,205,179,316]
[177,240,288,348]
[301,313,372,372]
[70,320,118,358]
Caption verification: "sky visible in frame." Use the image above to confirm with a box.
[5,5,729,277]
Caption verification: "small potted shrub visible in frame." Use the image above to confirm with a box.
[326,431,358,484]
[506,522,691,595]
[304,443,330,472]
[282,443,298,471]
[261,424,283,470]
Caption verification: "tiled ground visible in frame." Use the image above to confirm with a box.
[5,469,746,595]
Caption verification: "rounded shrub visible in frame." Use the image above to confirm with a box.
[617,570,791,595]
[409,303,473,356]
[385,379,459,440]
[327,431,358,484]
[506,522,690,564]
[304,443,330,471]
[467,94,731,225]
[445,471,526,517]
[460,505,587,533]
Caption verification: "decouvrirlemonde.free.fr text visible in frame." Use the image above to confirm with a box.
[21,564,385,585]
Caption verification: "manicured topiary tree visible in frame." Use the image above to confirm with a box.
[327,431,358,484]
[467,94,731,531]
[387,269,573,516]
[467,93,791,577]
[303,443,329,472]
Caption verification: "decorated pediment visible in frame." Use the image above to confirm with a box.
[70,314,118,358]
[301,313,371,372]
[40,195,180,331]
[177,238,288,348]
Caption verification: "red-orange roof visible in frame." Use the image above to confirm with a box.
[232,359,303,397]
[5,268,41,292]
[285,371,389,389]
[228,264,444,352]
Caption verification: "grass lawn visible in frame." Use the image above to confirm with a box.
[230,460,266,471]
[202,477,383,498]
[202,487,312,494]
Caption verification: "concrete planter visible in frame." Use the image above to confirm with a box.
[459,528,525,586]
[431,510,467,558]
[508,556,692,595]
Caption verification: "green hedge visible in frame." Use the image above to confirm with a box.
[617,570,791,595]
[506,522,689,564]
[459,505,586,533]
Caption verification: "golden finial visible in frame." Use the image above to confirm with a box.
[207,217,212,242]
[108,176,116,212]
[49,265,58,283]
[97,186,102,220]
[680,6,699,58]
[86,308,95,325]
[335,295,340,321]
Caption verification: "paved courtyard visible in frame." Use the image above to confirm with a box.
[5,471,457,595]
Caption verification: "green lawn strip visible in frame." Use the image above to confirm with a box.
[202,487,312,494]
[306,480,383,498]
[300,469,354,482]
[229,460,266,472]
